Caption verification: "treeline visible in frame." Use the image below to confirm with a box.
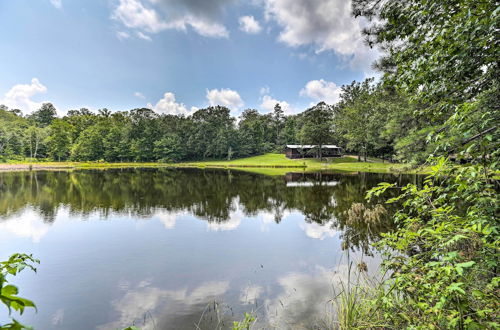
[0,79,473,163]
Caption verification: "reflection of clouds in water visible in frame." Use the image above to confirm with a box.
[300,220,337,240]
[239,284,264,304]
[260,212,276,225]
[51,308,64,326]
[118,279,131,291]
[206,215,242,231]
[263,255,385,328]
[205,204,294,232]
[258,209,293,232]
[155,203,296,233]
[206,199,243,231]
[264,266,343,327]
[157,212,177,229]
[0,208,51,243]
[155,210,188,229]
[99,280,230,330]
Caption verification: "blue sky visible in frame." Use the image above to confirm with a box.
[0,0,378,116]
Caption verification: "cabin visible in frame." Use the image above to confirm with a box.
[285,145,342,159]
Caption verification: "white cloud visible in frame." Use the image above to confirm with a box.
[136,31,152,41]
[263,0,378,72]
[239,15,262,34]
[264,267,339,326]
[262,253,385,326]
[51,309,64,326]
[147,92,197,116]
[185,17,229,38]
[155,210,189,229]
[206,201,244,231]
[206,88,244,111]
[98,280,230,330]
[111,0,167,33]
[260,94,292,113]
[116,30,131,40]
[240,284,263,304]
[300,220,337,240]
[50,0,62,9]
[259,86,270,96]
[206,216,241,231]
[156,212,177,229]
[0,78,48,114]
[134,91,145,99]
[0,209,51,243]
[111,0,229,40]
[300,79,341,104]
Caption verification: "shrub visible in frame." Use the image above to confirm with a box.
[365,158,499,328]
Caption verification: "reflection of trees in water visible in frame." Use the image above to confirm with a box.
[0,168,420,250]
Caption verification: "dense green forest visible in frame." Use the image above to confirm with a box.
[0,79,463,164]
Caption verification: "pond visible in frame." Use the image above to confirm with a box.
[0,168,419,329]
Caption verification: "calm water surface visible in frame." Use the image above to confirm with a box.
[0,168,418,329]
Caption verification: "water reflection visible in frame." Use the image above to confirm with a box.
[0,168,419,329]
[0,208,50,242]
[0,168,416,250]
[99,280,231,330]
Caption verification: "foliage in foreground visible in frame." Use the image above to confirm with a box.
[339,0,500,328]
[232,312,256,330]
[364,160,499,328]
[0,254,39,329]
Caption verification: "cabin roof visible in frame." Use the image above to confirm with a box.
[286,145,341,149]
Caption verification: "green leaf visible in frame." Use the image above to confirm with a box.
[456,261,475,268]
[1,286,18,297]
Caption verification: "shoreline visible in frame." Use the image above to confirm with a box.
[0,161,425,175]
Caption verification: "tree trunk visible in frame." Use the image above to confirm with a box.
[34,137,39,159]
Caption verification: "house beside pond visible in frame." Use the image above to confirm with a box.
[285,145,342,159]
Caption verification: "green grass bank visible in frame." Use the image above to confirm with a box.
[1,153,427,175]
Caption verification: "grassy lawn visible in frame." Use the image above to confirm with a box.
[178,153,306,167]
[1,153,428,175]
[176,153,426,174]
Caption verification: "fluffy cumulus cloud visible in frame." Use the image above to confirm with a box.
[238,15,262,34]
[206,88,244,111]
[111,0,229,40]
[147,92,197,116]
[300,79,341,104]
[260,94,292,113]
[0,78,48,114]
[263,0,379,72]
[111,0,167,33]
[50,0,62,9]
